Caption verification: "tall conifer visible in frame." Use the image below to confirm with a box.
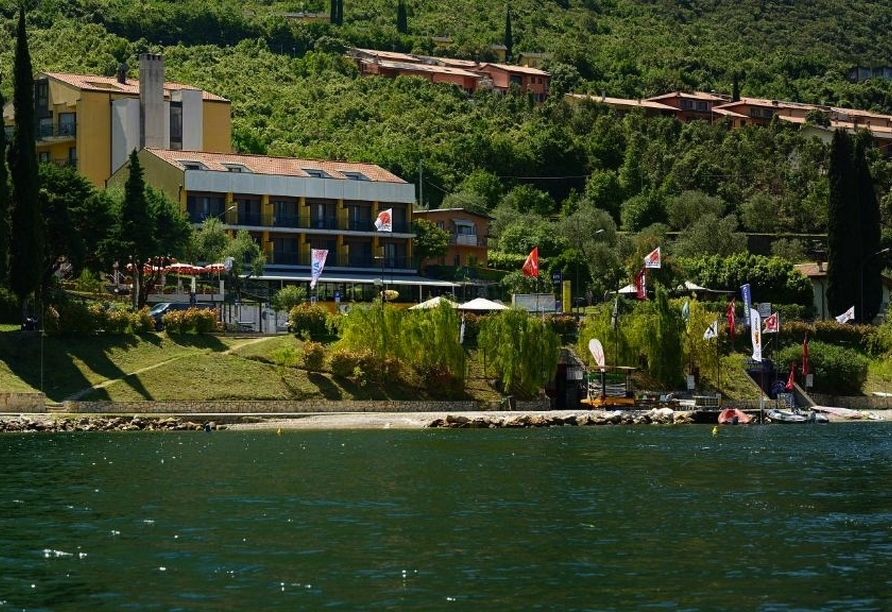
[397,0,408,34]
[0,75,9,286]
[504,6,513,61]
[855,131,884,322]
[7,5,42,320]
[826,129,860,319]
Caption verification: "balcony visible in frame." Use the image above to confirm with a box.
[37,123,76,141]
[454,234,482,247]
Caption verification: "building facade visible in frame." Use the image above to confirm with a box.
[12,54,231,187]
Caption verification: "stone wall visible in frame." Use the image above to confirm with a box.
[0,392,45,412]
[808,393,892,410]
[57,399,553,414]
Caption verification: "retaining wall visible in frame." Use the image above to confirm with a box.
[56,399,552,415]
[808,393,892,411]
[0,392,45,412]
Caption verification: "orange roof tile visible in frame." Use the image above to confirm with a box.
[145,149,407,183]
[40,72,229,102]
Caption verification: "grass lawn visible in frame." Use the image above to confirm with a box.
[0,326,884,405]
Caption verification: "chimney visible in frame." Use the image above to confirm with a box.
[139,53,165,149]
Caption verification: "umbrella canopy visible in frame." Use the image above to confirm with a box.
[409,295,456,310]
[458,297,508,311]
[204,262,227,274]
[166,262,206,275]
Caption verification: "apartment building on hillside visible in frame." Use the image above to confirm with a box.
[350,48,550,101]
[3,53,232,187]
[108,148,455,297]
[412,208,492,270]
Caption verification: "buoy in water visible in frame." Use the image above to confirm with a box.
[711,425,718,436]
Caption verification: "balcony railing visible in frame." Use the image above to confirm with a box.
[37,123,76,140]
[454,234,482,246]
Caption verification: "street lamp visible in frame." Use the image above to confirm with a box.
[215,205,236,223]
[860,247,890,323]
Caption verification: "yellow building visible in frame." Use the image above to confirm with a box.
[108,148,456,298]
[14,54,231,187]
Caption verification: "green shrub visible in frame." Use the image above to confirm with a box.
[774,340,868,395]
[288,302,330,340]
[163,308,219,334]
[329,348,363,378]
[302,341,326,371]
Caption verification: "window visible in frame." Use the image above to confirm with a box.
[34,80,48,111]
[342,171,368,181]
[179,160,207,170]
[38,151,50,163]
[696,101,708,112]
[223,164,251,173]
[58,113,76,137]
[170,103,182,143]
[303,168,330,178]
[38,117,53,139]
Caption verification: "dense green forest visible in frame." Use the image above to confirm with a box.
[1,0,892,301]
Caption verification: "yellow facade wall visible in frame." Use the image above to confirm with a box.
[202,101,232,153]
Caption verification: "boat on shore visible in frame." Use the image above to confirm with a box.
[718,407,751,425]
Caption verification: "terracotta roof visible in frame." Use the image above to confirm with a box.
[477,62,549,76]
[413,207,494,220]
[648,91,727,102]
[40,72,229,102]
[566,93,677,111]
[352,48,419,63]
[145,149,407,183]
[361,58,482,78]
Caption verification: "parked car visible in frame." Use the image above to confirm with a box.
[149,302,217,330]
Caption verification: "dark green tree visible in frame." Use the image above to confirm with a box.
[504,5,513,61]
[411,218,449,270]
[854,132,884,322]
[115,151,155,309]
[330,0,337,25]
[826,130,861,320]
[396,0,407,34]
[7,5,42,321]
[0,75,8,286]
[336,0,343,26]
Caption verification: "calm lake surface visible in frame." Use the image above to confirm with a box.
[2,423,891,611]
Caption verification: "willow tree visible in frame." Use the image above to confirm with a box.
[640,286,685,389]
[478,309,560,397]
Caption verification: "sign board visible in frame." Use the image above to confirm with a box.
[511,293,557,313]
[686,374,696,390]
[334,290,341,304]
[551,270,562,285]
[806,373,813,388]
[758,302,772,318]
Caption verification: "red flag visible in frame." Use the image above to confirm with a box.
[635,267,647,300]
[726,299,736,340]
[801,333,809,375]
[522,247,539,277]
[785,361,796,391]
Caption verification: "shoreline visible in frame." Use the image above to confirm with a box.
[1,407,890,432]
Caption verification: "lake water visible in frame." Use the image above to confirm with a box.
[2,423,891,611]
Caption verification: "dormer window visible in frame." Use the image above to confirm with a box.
[179,160,208,171]
[303,168,330,178]
[223,164,250,173]
[342,171,368,181]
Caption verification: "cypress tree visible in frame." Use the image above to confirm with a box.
[826,129,860,319]
[504,6,513,61]
[330,0,337,25]
[0,74,9,286]
[854,131,884,322]
[397,0,408,34]
[7,5,42,321]
[336,0,343,26]
[120,150,153,309]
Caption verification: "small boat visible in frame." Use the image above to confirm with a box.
[765,408,807,423]
[718,407,751,425]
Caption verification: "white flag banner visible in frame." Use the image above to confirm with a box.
[835,305,855,324]
[703,319,718,340]
[310,249,328,289]
[374,208,393,232]
[750,308,762,361]
[644,246,661,269]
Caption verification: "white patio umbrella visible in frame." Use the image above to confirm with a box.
[409,296,456,310]
[457,297,508,311]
